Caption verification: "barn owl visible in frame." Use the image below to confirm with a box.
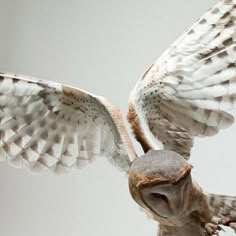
[1,0,236,235]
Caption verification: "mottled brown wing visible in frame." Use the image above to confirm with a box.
[0,73,136,174]
[208,193,236,220]
[128,0,236,159]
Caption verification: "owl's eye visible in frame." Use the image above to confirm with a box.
[152,193,168,203]
[152,193,165,198]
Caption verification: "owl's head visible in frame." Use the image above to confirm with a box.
[128,150,192,218]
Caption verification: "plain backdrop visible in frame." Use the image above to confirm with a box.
[0,0,235,235]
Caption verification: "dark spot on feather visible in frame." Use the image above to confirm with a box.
[38,90,47,98]
[215,97,223,102]
[92,115,98,122]
[199,18,207,24]
[43,98,51,105]
[230,96,235,105]
[64,149,72,156]
[38,158,47,166]
[2,143,9,152]
[46,147,54,155]
[54,135,60,143]
[221,80,230,86]
[177,75,183,80]
[214,32,220,39]
[217,51,228,58]
[48,106,53,111]
[211,8,219,14]
[189,29,195,35]
[32,142,38,151]
[203,124,209,136]
[199,47,220,59]
[204,110,211,117]
[205,58,212,64]
[221,12,231,19]
[223,38,233,46]
[26,127,34,136]
[225,20,234,28]
[12,78,19,83]
[38,109,46,116]
[39,120,46,127]
[24,115,33,124]
[40,131,48,140]
[51,123,57,130]
[27,81,36,84]
[227,63,235,68]
[15,137,22,146]
[54,111,59,116]
[191,106,198,112]
[12,123,19,132]
[0,76,4,82]
[21,152,29,161]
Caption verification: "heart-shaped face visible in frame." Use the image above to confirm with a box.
[128,150,192,218]
[140,173,192,218]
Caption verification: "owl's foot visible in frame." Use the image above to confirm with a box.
[204,222,222,235]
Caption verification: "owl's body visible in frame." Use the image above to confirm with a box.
[128,150,228,236]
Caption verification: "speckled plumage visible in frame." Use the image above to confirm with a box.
[0,74,135,174]
[1,0,236,235]
[128,0,236,159]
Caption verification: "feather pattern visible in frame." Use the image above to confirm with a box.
[0,73,136,174]
[208,193,236,221]
[128,0,236,159]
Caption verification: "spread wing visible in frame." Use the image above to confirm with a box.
[0,73,136,174]
[128,0,236,159]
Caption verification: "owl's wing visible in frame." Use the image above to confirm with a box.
[128,0,236,159]
[0,73,136,174]
[208,193,236,221]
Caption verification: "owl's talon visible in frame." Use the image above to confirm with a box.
[205,223,221,235]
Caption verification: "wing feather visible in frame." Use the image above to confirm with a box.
[128,0,236,158]
[208,193,236,220]
[0,73,136,174]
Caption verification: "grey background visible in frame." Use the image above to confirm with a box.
[0,0,235,235]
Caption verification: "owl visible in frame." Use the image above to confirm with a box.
[1,0,236,235]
